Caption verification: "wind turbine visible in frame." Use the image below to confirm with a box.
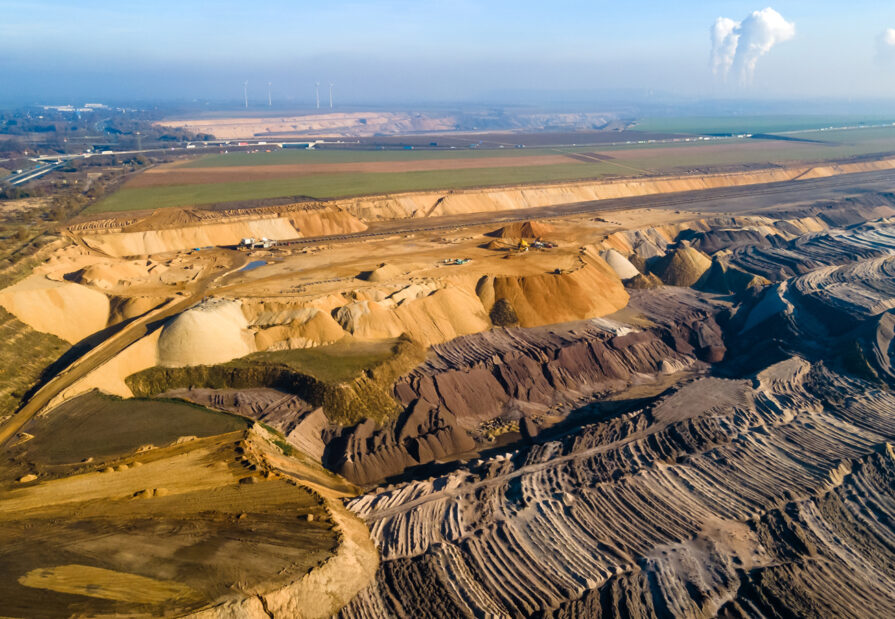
[329,82,334,109]
[315,82,320,110]
[243,81,248,109]
[268,82,272,107]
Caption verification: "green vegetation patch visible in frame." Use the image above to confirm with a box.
[87,162,618,213]
[127,337,426,425]
[14,391,249,466]
[250,338,405,383]
[183,146,586,167]
[0,307,69,420]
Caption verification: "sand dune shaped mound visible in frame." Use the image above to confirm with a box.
[602,249,640,280]
[335,289,490,346]
[0,274,109,343]
[359,263,403,283]
[109,295,168,324]
[157,298,255,367]
[698,258,769,294]
[488,220,555,239]
[482,258,628,328]
[653,245,712,287]
[69,261,151,290]
[254,309,346,350]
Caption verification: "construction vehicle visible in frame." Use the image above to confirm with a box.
[517,239,529,253]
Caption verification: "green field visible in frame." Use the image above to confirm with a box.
[183,146,587,167]
[631,115,895,135]
[88,123,895,214]
[89,161,621,212]
[14,392,249,466]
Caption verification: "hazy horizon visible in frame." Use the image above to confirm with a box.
[4,1,895,108]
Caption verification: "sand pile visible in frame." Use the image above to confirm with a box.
[254,309,346,350]
[359,263,403,283]
[69,261,151,290]
[626,272,663,289]
[480,258,628,328]
[482,239,509,251]
[335,289,490,346]
[489,220,555,239]
[698,259,770,294]
[157,298,255,367]
[109,295,168,324]
[0,274,110,343]
[653,245,712,287]
[602,249,640,280]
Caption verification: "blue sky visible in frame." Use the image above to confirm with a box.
[2,1,895,105]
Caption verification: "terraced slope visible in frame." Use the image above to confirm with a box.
[343,358,895,617]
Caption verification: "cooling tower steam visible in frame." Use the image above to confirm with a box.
[876,28,895,65]
[711,8,795,83]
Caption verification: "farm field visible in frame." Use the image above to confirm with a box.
[89,123,895,214]
[631,114,895,135]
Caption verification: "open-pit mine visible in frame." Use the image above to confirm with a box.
[2,155,895,617]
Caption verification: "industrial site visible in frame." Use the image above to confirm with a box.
[4,1,895,618]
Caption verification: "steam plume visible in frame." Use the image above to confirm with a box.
[711,8,795,84]
[876,28,895,65]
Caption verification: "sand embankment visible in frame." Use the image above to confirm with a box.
[0,274,109,343]
[80,217,299,257]
[74,207,366,257]
[328,157,895,221]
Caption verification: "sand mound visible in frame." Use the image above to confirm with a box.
[626,272,663,289]
[481,258,628,328]
[489,220,555,239]
[254,309,346,350]
[653,246,712,287]
[481,239,509,251]
[602,249,640,280]
[69,261,151,290]
[336,289,490,346]
[157,298,256,367]
[698,259,770,295]
[359,263,403,283]
[109,296,168,324]
[0,274,110,343]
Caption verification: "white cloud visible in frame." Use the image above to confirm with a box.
[711,8,795,84]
